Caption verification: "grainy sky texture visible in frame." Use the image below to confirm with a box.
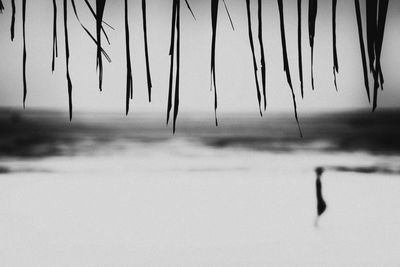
[0,0,400,115]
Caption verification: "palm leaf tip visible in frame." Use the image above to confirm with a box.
[258,0,267,110]
[0,0,4,13]
[371,2,389,111]
[167,0,181,132]
[172,0,181,133]
[51,0,58,72]
[375,0,389,90]
[354,0,370,103]
[359,0,389,109]
[277,0,302,136]
[10,0,16,41]
[365,0,377,73]
[184,0,196,20]
[124,0,133,115]
[95,0,107,91]
[63,0,73,119]
[332,0,339,91]
[308,0,317,90]
[297,0,304,98]
[222,0,235,30]
[245,0,262,116]
[142,0,153,102]
[167,0,178,125]
[22,0,27,107]
[83,0,113,45]
[70,0,111,65]
[210,0,219,126]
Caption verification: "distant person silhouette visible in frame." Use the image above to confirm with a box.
[314,167,327,226]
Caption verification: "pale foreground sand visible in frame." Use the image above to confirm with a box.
[1,139,400,266]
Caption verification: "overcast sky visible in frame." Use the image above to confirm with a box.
[1,0,400,116]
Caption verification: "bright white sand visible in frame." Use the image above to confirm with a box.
[1,139,400,266]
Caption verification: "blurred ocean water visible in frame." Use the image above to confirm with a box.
[2,108,400,157]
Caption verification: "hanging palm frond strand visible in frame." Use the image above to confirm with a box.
[209,0,234,126]
[332,0,338,91]
[372,0,389,110]
[184,0,196,20]
[63,0,72,120]
[359,0,389,110]
[166,0,182,133]
[11,0,16,41]
[258,0,267,111]
[375,0,388,90]
[70,0,111,63]
[125,0,133,115]
[297,0,304,98]
[245,0,262,116]
[83,0,112,45]
[354,0,370,103]
[22,0,27,108]
[210,0,219,126]
[1,0,394,129]
[96,0,107,91]
[277,0,302,137]
[366,0,377,73]
[222,0,235,30]
[172,0,181,133]
[308,0,317,90]
[51,0,58,72]
[142,0,153,102]
[167,0,177,126]
[366,0,379,110]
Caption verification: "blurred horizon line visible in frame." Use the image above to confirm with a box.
[2,105,400,118]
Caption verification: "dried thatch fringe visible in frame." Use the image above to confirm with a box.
[245,0,262,116]
[22,0,27,108]
[308,0,317,90]
[297,0,304,98]
[125,0,133,115]
[52,0,58,72]
[354,0,370,103]
[11,0,15,41]
[332,0,338,91]
[142,0,152,102]
[63,0,72,120]
[277,0,302,137]
[0,0,4,13]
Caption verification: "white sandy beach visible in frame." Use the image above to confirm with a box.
[1,138,400,266]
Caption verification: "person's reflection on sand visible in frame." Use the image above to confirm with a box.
[314,167,327,227]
